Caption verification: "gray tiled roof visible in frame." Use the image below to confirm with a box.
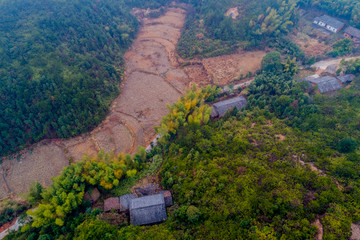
[317,15,344,30]
[119,194,136,212]
[211,96,247,118]
[345,26,360,39]
[130,194,167,226]
[309,76,342,93]
[337,74,355,83]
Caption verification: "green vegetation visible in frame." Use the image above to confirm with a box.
[0,0,140,156]
[6,65,360,238]
[0,201,26,227]
[329,38,353,57]
[177,0,299,59]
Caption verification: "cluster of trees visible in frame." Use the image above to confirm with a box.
[329,38,354,57]
[0,0,146,157]
[156,85,218,142]
[298,0,360,28]
[177,0,300,59]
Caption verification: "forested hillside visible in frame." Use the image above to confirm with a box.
[0,0,141,156]
[5,54,360,239]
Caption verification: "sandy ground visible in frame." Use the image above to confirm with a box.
[0,4,265,198]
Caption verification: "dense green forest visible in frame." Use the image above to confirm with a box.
[0,0,138,156]
[5,53,360,239]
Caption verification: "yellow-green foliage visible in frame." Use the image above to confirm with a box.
[156,85,218,141]
[250,0,297,36]
[28,150,136,228]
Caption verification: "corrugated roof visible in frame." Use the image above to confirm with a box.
[338,74,355,83]
[211,96,247,118]
[309,76,342,93]
[345,26,360,39]
[317,15,344,30]
[130,194,167,226]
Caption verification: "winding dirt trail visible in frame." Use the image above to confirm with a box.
[0,5,189,198]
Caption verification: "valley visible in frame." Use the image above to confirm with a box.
[0,4,263,198]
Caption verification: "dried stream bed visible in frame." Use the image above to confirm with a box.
[0,4,265,198]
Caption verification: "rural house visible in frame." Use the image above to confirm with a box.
[104,186,174,226]
[300,76,343,94]
[338,74,356,84]
[344,26,360,45]
[313,15,345,33]
[211,96,247,118]
[129,194,167,226]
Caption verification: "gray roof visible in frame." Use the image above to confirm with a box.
[299,74,319,82]
[211,96,247,118]
[337,74,355,83]
[345,26,360,39]
[130,194,167,226]
[309,76,342,93]
[119,194,136,212]
[316,15,344,30]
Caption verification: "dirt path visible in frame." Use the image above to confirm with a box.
[312,56,360,73]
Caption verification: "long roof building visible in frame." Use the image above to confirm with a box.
[211,96,247,118]
[129,194,167,226]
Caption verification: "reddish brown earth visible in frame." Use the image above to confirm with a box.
[0,4,265,198]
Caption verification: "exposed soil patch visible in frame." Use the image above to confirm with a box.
[290,30,331,57]
[202,51,266,85]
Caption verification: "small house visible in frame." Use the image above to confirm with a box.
[337,74,355,84]
[211,96,247,118]
[306,76,342,94]
[129,194,167,226]
[313,15,345,33]
[344,26,360,45]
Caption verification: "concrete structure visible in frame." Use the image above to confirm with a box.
[211,96,247,118]
[129,194,167,226]
[313,15,345,33]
